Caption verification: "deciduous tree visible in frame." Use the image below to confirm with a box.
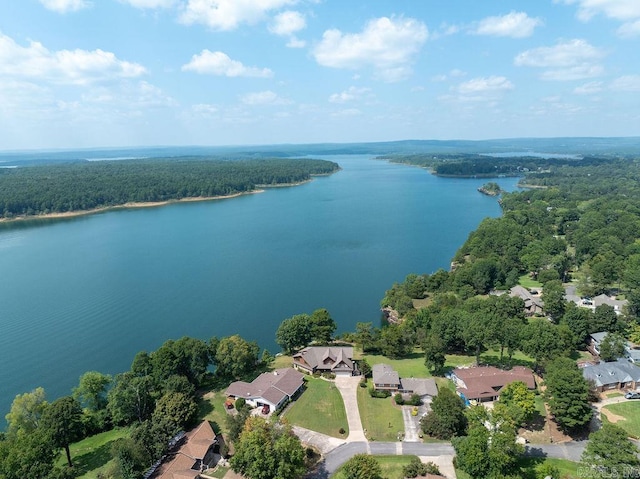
[340,454,382,479]
[275,314,312,354]
[544,357,592,432]
[215,335,260,379]
[40,396,84,468]
[309,308,336,343]
[73,371,112,412]
[420,387,467,439]
[5,387,48,437]
[581,423,640,475]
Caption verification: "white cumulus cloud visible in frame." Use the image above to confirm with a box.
[179,0,296,31]
[556,0,640,21]
[457,76,514,94]
[269,10,306,35]
[313,16,428,82]
[182,50,273,77]
[617,19,640,37]
[474,11,543,38]
[328,86,371,103]
[610,75,640,91]
[0,33,146,85]
[240,90,289,105]
[514,38,605,80]
[39,0,89,13]
[573,81,603,94]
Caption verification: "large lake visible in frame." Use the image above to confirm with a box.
[0,155,518,420]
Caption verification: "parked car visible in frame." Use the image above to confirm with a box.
[625,391,640,399]
[262,404,270,414]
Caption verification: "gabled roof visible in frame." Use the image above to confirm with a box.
[582,358,640,387]
[372,363,400,386]
[509,286,544,309]
[153,421,216,479]
[453,366,535,400]
[293,347,354,372]
[400,378,438,397]
[590,331,608,344]
[183,420,216,459]
[593,294,627,311]
[225,368,305,406]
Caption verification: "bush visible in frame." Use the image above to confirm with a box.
[322,372,336,379]
[359,378,368,388]
[235,397,246,410]
[394,393,404,405]
[403,457,441,478]
[406,393,422,406]
[338,427,345,435]
[368,388,391,398]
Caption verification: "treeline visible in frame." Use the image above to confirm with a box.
[0,157,339,219]
[379,153,609,177]
[0,333,269,479]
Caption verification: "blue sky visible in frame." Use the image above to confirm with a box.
[1,0,639,149]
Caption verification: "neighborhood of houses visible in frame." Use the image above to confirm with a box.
[150,287,640,479]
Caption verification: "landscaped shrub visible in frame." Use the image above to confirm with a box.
[321,372,336,379]
[394,393,404,405]
[339,427,345,435]
[368,387,391,398]
[406,393,422,406]
[359,378,368,388]
[235,397,246,410]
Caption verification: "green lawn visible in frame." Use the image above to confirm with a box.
[444,348,535,370]
[362,350,431,378]
[518,274,543,288]
[331,455,418,479]
[284,377,348,438]
[57,427,130,479]
[199,389,229,434]
[357,380,404,442]
[602,401,640,438]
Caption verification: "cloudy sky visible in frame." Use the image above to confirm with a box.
[1,0,639,149]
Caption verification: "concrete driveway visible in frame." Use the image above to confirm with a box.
[334,376,367,442]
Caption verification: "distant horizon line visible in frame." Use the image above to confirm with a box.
[1,135,640,155]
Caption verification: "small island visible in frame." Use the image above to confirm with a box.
[477,181,503,196]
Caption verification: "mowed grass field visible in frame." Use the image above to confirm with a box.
[356,380,404,442]
[362,351,430,378]
[284,377,349,438]
[602,401,640,438]
[57,427,130,479]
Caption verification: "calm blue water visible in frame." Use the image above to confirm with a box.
[0,155,518,421]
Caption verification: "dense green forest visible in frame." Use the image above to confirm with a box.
[0,158,339,219]
[378,152,611,177]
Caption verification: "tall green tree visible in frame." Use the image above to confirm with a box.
[0,430,57,479]
[379,323,413,359]
[544,357,592,432]
[521,319,573,368]
[496,381,536,427]
[5,387,48,437]
[542,279,567,322]
[230,417,306,479]
[598,332,627,362]
[73,371,112,412]
[423,333,446,374]
[107,373,155,425]
[309,308,336,343]
[420,387,467,439]
[580,424,640,475]
[275,314,312,354]
[340,454,383,479]
[215,335,260,379]
[40,396,84,468]
[151,392,197,432]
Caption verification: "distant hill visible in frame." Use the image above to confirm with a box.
[1,137,639,167]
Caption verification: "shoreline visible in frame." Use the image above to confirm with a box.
[0,189,266,224]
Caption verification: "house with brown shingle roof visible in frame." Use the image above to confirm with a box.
[451,366,535,402]
[152,421,219,479]
[372,363,439,401]
[292,346,355,376]
[509,285,544,316]
[225,368,305,412]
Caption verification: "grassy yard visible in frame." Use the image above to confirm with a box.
[284,377,348,438]
[56,427,130,479]
[356,380,404,442]
[602,401,640,438]
[457,458,580,479]
[199,389,229,434]
[331,455,418,479]
[444,348,536,370]
[362,350,431,378]
[518,274,543,288]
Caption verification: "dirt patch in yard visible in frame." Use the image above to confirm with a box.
[601,407,625,423]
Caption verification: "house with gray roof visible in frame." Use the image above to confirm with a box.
[581,358,640,392]
[509,285,544,316]
[588,331,640,363]
[225,368,304,412]
[292,346,355,377]
[372,363,438,401]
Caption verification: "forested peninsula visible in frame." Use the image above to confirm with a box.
[0,158,339,220]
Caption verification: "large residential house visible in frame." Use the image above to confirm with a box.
[372,364,439,401]
[508,285,544,316]
[581,359,640,392]
[451,366,536,403]
[225,368,304,412]
[292,346,356,376]
[588,331,640,363]
[152,421,220,479]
